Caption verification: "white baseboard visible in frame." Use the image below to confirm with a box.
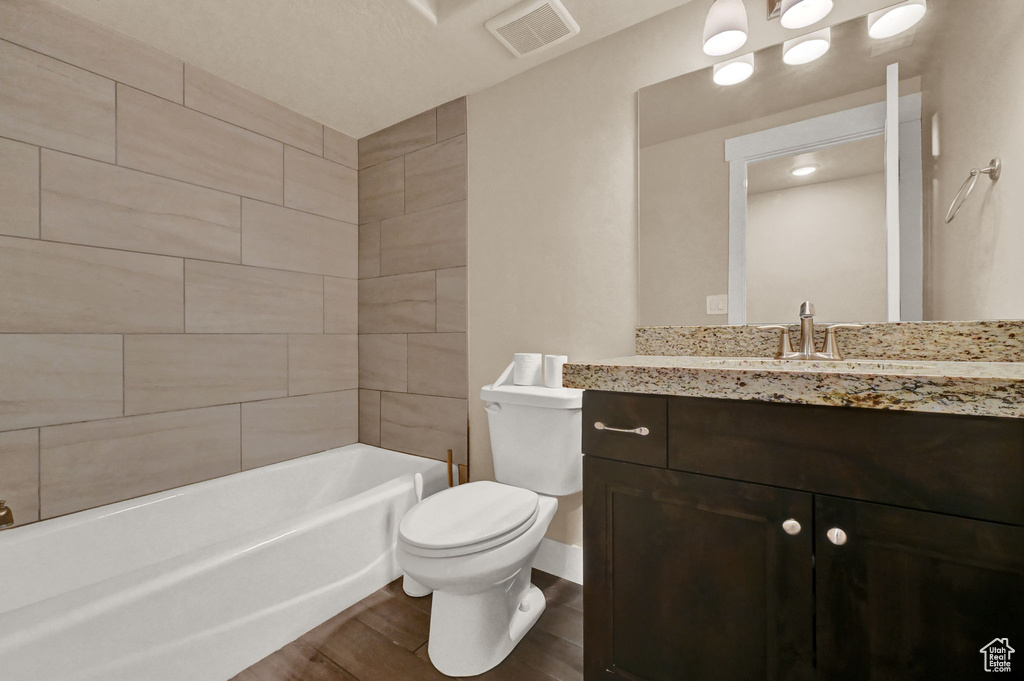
[533,538,583,585]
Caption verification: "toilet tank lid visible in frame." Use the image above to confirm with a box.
[480,383,583,409]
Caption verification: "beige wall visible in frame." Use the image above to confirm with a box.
[467,0,896,547]
[0,0,360,526]
[923,0,1024,320]
[356,101,470,469]
[747,173,887,323]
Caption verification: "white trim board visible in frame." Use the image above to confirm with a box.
[533,538,583,585]
[724,92,923,324]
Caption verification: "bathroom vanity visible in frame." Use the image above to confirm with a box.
[567,345,1024,681]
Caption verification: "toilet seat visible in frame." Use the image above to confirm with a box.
[399,481,539,558]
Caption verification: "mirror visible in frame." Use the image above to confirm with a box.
[638,0,1024,325]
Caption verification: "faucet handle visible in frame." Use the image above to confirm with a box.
[820,324,866,360]
[757,325,794,359]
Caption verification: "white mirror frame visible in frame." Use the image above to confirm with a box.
[723,88,923,324]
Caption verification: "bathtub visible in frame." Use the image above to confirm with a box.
[0,443,446,681]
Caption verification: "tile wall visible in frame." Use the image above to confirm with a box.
[0,0,360,525]
[356,100,469,467]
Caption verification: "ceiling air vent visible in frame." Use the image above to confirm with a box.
[485,0,580,58]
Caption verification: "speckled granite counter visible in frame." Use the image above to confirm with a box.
[562,355,1024,419]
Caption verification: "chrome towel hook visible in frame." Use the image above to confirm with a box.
[945,157,1001,224]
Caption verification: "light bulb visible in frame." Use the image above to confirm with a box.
[713,53,755,86]
[703,0,749,56]
[780,0,834,30]
[868,0,927,39]
[783,28,831,65]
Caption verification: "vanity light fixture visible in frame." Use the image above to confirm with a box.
[713,52,755,85]
[791,164,819,176]
[782,27,831,65]
[867,0,927,39]
[703,0,749,56]
[779,0,833,29]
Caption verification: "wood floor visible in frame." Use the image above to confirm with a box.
[230,570,583,681]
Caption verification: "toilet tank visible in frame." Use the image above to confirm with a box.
[480,364,583,496]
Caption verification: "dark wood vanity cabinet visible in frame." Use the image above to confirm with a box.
[582,391,1024,681]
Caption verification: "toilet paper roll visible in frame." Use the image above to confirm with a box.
[544,355,569,388]
[513,353,543,386]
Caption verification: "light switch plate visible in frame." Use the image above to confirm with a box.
[707,294,729,315]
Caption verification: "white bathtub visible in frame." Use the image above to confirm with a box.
[0,443,446,681]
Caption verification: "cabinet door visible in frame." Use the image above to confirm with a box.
[816,496,1024,680]
[583,456,813,681]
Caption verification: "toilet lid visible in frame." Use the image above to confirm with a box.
[399,481,539,551]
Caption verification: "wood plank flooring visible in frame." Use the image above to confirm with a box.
[230,569,583,681]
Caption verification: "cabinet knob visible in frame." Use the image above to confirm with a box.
[826,527,848,545]
[781,519,802,535]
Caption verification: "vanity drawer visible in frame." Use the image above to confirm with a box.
[667,396,1024,525]
[583,391,667,467]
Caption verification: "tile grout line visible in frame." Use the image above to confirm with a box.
[0,231,359,284]
[0,38,351,162]
[1,133,358,226]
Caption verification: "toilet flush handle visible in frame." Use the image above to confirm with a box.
[484,402,501,414]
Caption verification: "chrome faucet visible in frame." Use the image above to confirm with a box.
[758,302,864,360]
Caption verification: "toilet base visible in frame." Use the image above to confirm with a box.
[426,575,546,677]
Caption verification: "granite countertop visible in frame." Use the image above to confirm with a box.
[562,355,1024,419]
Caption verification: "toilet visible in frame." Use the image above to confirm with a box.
[396,363,583,677]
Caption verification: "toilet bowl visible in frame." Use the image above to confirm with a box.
[395,362,583,677]
[397,482,558,676]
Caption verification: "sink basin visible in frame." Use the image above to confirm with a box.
[703,358,939,374]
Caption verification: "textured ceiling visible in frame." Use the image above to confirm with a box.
[46,0,694,137]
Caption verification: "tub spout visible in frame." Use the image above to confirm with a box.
[0,500,13,529]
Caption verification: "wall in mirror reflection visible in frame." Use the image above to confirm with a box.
[638,0,1024,325]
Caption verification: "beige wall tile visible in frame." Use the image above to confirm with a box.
[241,199,356,277]
[407,333,468,399]
[124,334,287,415]
[284,146,358,223]
[117,85,284,204]
[0,429,40,525]
[242,391,358,469]
[0,335,122,431]
[324,276,358,334]
[0,236,184,333]
[435,267,467,333]
[41,150,241,262]
[358,110,436,169]
[358,389,381,446]
[436,98,467,142]
[0,137,38,238]
[185,65,322,154]
[358,334,407,392]
[0,0,183,103]
[39,405,241,518]
[0,39,114,161]
[380,393,467,464]
[359,272,435,334]
[359,222,381,279]
[185,260,323,333]
[288,334,358,396]
[404,134,467,214]
[324,127,358,169]
[380,201,467,275]
[358,157,404,224]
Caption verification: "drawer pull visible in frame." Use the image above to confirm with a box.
[826,527,848,546]
[594,422,650,436]
[781,519,802,535]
